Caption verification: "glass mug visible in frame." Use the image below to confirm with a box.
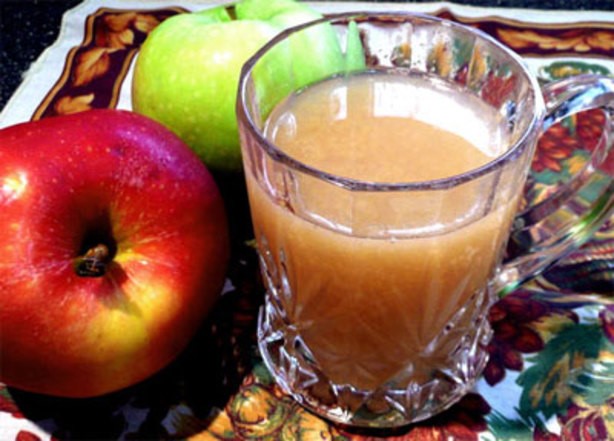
[236,12,614,428]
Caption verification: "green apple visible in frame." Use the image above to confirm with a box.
[132,7,277,171]
[132,1,356,172]
[237,0,365,76]
[236,0,343,89]
[241,1,366,119]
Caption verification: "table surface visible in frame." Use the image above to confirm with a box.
[0,1,613,441]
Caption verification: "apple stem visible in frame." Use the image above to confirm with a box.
[75,244,111,277]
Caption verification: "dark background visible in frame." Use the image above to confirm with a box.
[0,0,612,111]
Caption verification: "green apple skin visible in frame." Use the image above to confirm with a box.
[234,0,301,20]
[236,0,346,97]
[132,12,278,171]
[0,109,229,397]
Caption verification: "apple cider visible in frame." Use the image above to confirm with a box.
[246,72,520,392]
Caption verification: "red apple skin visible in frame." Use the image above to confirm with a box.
[0,109,229,397]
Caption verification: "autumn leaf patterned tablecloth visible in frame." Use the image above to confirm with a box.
[1,1,613,440]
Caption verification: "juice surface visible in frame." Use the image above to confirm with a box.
[250,72,518,389]
[264,72,508,183]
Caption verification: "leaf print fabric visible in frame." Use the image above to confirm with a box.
[1,3,613,441]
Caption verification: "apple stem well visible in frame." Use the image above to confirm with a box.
[75,243,114,277]
[73,213,118,277]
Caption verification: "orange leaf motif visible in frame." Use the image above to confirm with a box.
[108,28,134,48]
[497,28,611,53]
[428,41,452,77]
[134,14,160,33]
[587,31,614,51]
[103,12,136,32]
[96,12,137,49]
[189,410,234,440]
[73,48,113,87]
[468,47,487,85]
[95,12,159,49]
[54,94,94,115]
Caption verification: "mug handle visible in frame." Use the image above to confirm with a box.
[496,74,614,296]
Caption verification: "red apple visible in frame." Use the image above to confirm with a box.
[0,109,229,397]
